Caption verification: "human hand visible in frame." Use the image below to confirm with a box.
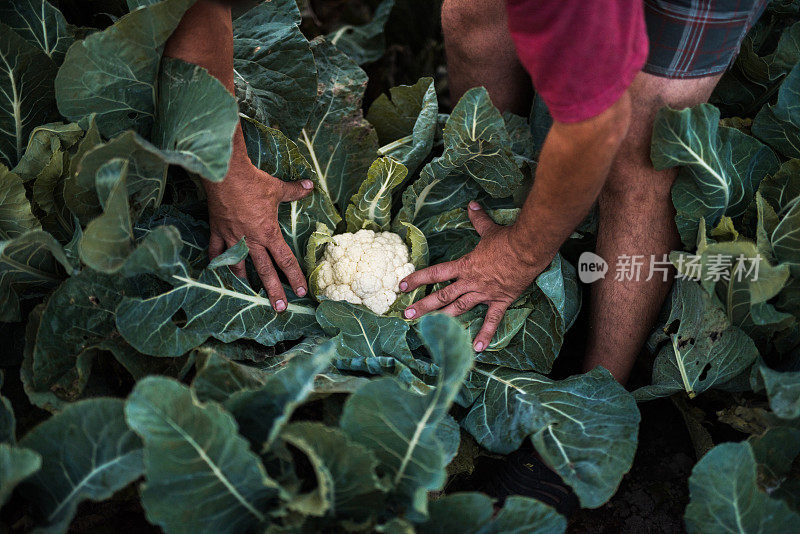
[205,157,313,311]
[399,201,550,351]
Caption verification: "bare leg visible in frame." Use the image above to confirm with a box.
[441,0,531,114]
[584,72,722,384]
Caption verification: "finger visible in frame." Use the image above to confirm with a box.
[473,303,509,352]
[224,238,247,279]
[404,280,469,319]
[266,239,308,297]
[400,260,461,292]
[440,292,481,317]
[467,201,498,236]
[281,179,314,202]
[209,233,224,260]
[250,247,288,312]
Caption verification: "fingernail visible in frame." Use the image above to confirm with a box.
[404,308,416,319]
[275,299,286,311]
[301,180,313,190]
[399,281,408,291]
[295,287,307,297]
[474,341,484,352]
[469,201,480,211]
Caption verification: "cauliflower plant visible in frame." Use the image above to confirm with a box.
[315,229,415,315]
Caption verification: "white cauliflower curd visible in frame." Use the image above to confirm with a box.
[315,229,415,315]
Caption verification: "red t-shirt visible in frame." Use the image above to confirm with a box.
[506,0,648,123]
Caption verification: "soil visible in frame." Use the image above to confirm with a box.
[567,399,695,534]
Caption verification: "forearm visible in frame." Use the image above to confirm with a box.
[508,92,632,265]
[164,0,249,174]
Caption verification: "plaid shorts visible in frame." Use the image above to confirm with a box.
[644,0,768,78]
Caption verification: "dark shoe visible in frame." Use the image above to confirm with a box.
[477,448,579,517]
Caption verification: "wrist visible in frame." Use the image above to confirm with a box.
[202,156,252,197]
[504,224,553,271]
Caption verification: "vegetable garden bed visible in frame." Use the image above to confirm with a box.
[0,0,799,532]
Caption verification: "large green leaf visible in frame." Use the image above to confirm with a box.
[771,194,800,277]
[152,58,239,182]
[191,348,274,403]
[753,63,800,160]
[0,443,40,507]
[395,158,483,229]
[711,15,800,115]
[0,374,13,444]
[233,0,317,140]
[651,104,780,246]
[23,267,182,411]
[69,130,169,224]
[192,339,358,400]
[685,441,800,533]
[125,376,280,534]
[439,87,523,197]
[0,0,73,64]
[11,121,82,182]
[281,422,386,521]
[0,230,70,322]
[417,493,565,534]
[340,314,473,519]
[117,246,319,356]
[462,366,639,508]
[31,150,76,243]
[54,0,193,138]
[759,159,800,216]
[345,156,407,232]
[368,77,438,176]
[297,39,378,211]
[0,22,57,167]
[637,279,760,400]
[327,0,394,65]
[78,159,134,272]
[395,88,522,229]
[18,399,143,532]
[316,299,427,376]
[242,118,315,181]
[670,222,792,341]
[503,111,536,161]
[0,165,39,238]
[475,294,562,372]
[224,340,334,450]
[749,426,800,490]
[761,366,800,420]
[80,191,186,280]
[134,205,209,269]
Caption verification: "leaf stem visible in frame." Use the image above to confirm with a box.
[671,334,695,398]
[377,135,413,156]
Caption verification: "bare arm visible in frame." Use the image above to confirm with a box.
[400,91,632,350]
[164,0,313,311]
[508,92,632,266]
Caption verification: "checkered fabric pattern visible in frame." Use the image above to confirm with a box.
[643,0,768,78]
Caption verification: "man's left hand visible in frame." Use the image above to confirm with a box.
[399,201,550,352]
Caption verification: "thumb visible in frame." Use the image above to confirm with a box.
[281,179,314,202]
[467,201,497,236]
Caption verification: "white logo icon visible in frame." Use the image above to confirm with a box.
[578,252,608,283]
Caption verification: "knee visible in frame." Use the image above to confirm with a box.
[441,0,507,56]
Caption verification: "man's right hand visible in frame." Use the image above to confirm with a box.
[204,157,314,312]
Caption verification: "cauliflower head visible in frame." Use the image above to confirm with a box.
[316,229,415,315]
